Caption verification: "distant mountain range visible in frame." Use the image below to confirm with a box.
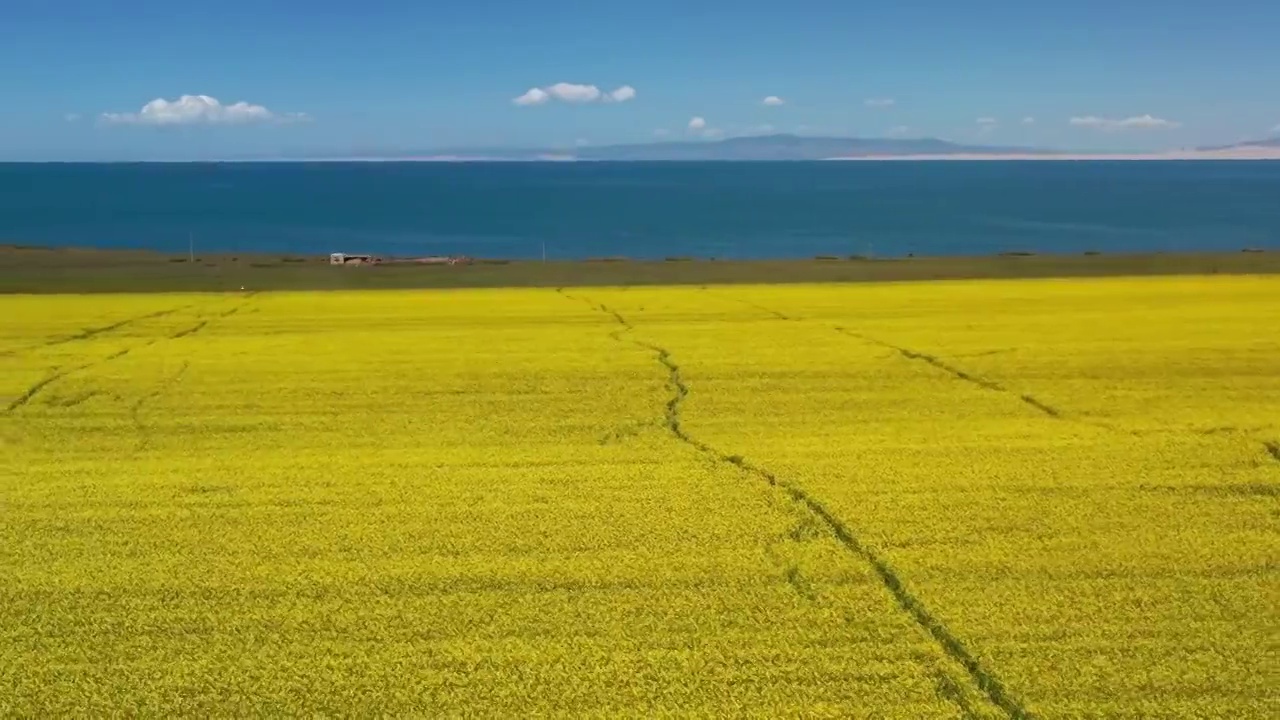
[569,134,1054,161]
[326,134,1058,162]
[265,132,1280,163]
[1197,137,1280,151]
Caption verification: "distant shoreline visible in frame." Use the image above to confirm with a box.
[9,152,1280,164]
[826,148,1280,162]
[7,130,1280,163]
[2,244,1275,294]
[180,150,1280,163]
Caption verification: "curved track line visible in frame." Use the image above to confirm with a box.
[726,294,1258,438]
[0,305,188,358]
[717,291,1063,421]
[564,291,1031,719]
[833,327,1065,420]
[725,295,795,321]
[4,293,255,413]
[6,366,89,412]
[45,306,192,347]
[170,320,209,339]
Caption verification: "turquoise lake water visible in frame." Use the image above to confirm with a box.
[2,161,1278,259]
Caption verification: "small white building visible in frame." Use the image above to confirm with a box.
[330,253,375,265]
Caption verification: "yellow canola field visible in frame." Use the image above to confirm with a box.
[2,276,1277,718]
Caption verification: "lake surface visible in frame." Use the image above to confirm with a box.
[2,161,1278,259]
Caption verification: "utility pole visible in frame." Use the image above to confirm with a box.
[188,231,195,263]
[541,240,547,263]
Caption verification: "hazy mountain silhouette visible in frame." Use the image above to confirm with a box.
[335,134,1058,161]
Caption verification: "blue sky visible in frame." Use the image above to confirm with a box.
[2,0,1278,160]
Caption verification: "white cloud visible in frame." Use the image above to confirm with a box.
[755,123,775,134]
[1271,123,1280,135]
[1022,116,1036,125]
[762,95,785,106]
[865,98,896,108]
[686,116,722,138]
[100,95,308,126]
[1120,114,1180,129]
[887,125,910,136]
[513,88,550,106]
[976,117,998,125]
[1069,116,1107,127]
[1070,114,1181,130]
[513,82,635,106]
[547,82,602,103]
[608,85,637,102]
[64,113,81,123]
